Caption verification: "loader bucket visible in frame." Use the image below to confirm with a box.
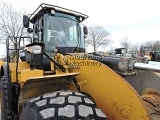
[68,59,152,120]
[125,71,160,95]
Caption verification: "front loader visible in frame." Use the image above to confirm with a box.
[0,3,160,120]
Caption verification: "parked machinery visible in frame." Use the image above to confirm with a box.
[0,3,160,120]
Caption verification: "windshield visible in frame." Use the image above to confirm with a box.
[44,13,84,51]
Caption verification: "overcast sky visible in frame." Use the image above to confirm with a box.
[1,0,160,53]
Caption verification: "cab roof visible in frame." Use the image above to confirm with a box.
[29,3,88,23]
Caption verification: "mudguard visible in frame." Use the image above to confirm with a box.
[68,59,152,120]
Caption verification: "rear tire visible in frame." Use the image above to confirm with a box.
[0,76,12,120]
[20,91,107,120]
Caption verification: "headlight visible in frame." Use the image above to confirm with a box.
[26,45,42,54]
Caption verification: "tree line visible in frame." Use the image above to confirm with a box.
[120,37,160,53]
[0,1,111,54]
[0,1,159,58]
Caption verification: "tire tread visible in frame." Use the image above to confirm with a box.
[21,91,107,120]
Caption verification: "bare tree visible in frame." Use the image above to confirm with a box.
[120,37,131,52]
[85,25,111,51]
[0,2,26,39]
[130,45,139,52]
[143,41,153,48]
[0,2,28,60]
[153,41,160,51]
[143,40,160,52]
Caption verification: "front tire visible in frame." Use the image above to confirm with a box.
[0,76,12,120]
[20,91,107,120]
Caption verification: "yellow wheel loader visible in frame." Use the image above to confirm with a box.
[0,3,160,120]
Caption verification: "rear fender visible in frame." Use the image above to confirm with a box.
[68,59,152,120]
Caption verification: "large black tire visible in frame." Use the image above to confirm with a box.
[20,91,107,120]
[0,76,13,120]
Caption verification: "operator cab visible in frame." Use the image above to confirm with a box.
[22,3,88,70]
[23,3,88,54]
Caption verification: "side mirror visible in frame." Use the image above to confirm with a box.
[23,15,29,28]
[83,25,88,35]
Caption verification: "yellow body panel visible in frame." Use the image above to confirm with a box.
[51,61,54,71]
[9,62,30,70]
[9,62,43,83]
[69,59,151,120]
[0,60,3,66]
[11,69,43,83]
[18,69,43,83]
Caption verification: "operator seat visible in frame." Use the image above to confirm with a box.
[48,31,61,47]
